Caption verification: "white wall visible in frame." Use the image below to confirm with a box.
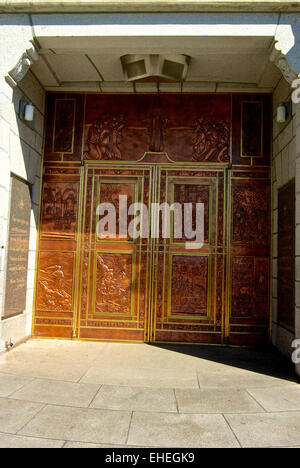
[0,15,45,348]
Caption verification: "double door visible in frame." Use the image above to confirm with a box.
[77,163,227,344]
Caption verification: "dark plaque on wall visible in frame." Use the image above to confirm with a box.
[4,176,32,318]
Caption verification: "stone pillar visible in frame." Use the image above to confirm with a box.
[295,102,300,375]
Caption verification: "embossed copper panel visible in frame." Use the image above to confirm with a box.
[170,255,209,317]
[94,253,133,316]
[172,183,210,244]
[231,256,269,319]
[232,94,271,166]
[41,180,78,239]
[53,99,75,154]
[83,94,231,163]
[232,183,270,247]
[33,92,272,345]
[151,166,226,344]
[36,251,74,312]
[229,170,271,346]
[76,164,226,344]
[33,164,81,339]
[241,101,263,158]
[97,182,136,241]
[78,164,151,342]
[44,92,272,168]
[44,94,84,162]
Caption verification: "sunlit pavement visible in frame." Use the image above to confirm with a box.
[0,339,299,448]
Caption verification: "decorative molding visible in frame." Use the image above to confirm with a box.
[270,42,299,85]
[5,41,39,88]
[1,1,300,14]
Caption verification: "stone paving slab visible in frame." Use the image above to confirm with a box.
[64,442,143,448]
[90,385,177,412]
[19,404,132,445]
[91,343,206,371]
[0,372,34,398]
[0,432,65,448]
[80,365,199,389]
[0,398,44,434]
[225,412,300,448]
[127,412,240,448]
[1,358,90,382]
[247,385,300,412]
[197,366,297,389]
[175,388,265,413]
[10,378,101,408]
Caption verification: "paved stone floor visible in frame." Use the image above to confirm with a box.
[0,339,299,448]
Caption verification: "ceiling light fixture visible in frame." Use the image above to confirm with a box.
[121,54,190,83]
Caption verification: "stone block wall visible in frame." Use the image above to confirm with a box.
[296,101,300,374]
[0,67,45,348]
[272,76,300,370]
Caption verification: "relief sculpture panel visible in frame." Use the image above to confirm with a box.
[172,183,210,244]
[84,94,231,162]
[98,182,136,240]
[170,255,208,317]
[231,257,269,320]
[229,173,270,344]
[94,253,133,316]
[232,183,270,247]
[37,251,74,312]
[192,118,229,162]
[84,116,125,160]
[41,181,78,239]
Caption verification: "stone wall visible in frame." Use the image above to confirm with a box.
[272,76,300,367]
[0,15,45,348]
[296,102,300,374]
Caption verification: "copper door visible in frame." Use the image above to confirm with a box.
[77,163,226,344]
[149,166,227,344]
[33,92,271,346]
[78,164,152,341]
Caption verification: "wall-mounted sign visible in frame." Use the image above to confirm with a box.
[4,175,31,318]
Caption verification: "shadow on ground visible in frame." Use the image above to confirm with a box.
[150,343,300,384]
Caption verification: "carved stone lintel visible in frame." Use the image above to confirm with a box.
[270,42,299,84]
[5,41,39,88]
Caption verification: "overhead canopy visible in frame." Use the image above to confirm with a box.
[29,13,285,92]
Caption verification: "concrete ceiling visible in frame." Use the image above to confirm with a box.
[31,35,282,92]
